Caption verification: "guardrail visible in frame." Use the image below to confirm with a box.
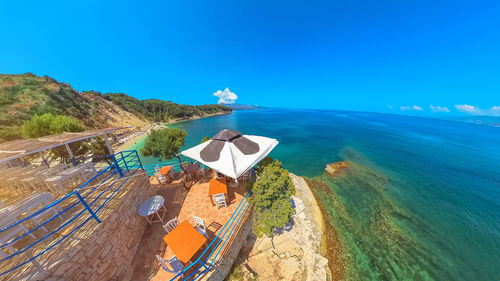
[139,158,208,177]
[170,191,251,281]
[0,150,144,278]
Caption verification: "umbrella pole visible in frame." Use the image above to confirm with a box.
[230,177,239,188]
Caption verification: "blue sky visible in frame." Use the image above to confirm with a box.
[1,0,499,115]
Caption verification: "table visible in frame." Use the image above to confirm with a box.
[138,195,166,225]
[59,163,92,181]
[185,164,200,180]
[44,163,96,195]
[163,221,207,263]
[159,166,173,182]
[208,178,228,205]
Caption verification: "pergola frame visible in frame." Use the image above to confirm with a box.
[0,127,131,165]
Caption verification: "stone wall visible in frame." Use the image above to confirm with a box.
[200,206,253,281]
[43,173,154,281]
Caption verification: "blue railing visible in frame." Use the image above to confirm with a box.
[0,150,144,278]
[140,157,206,177]
[170,191,251,281]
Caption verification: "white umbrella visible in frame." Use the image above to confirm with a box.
[180,129,278,179]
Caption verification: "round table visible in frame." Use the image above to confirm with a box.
[138,195,166,225]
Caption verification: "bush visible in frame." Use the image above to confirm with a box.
[250,159,295,237]
[19,113,84,138]
[141,128,188,160]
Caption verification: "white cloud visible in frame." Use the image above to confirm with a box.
[490,106,500,115]
[429,105,450,112]
[455,104,500,116]
[455,104,479,113]
[400,105,423,111]
[386,104,393,109]
[213,87,238,104]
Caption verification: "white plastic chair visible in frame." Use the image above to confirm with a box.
[82,163,98,178]
[155,165,167,184]
[0,210,36,258]
[156,255,185,276]
[163,217,180,234]
[22,193,63,232]
[242,170,250,181]
[193,215,208,238]
[213,193,227,209]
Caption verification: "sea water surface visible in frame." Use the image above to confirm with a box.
[132,109,500,280]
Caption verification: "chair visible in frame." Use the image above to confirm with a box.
[213,193,227,209]
[82,163,98,178]
[193,215,208,238]
[156,255,185,276]
[197,164,205,177]
[238,170,250,182]
[0,210,36,258]
[163,217,180,233]
[155,165,167,184]
[22,193,64,232]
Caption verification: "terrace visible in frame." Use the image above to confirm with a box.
[129,167,251,281]
[0,128,264,280]
[0,128,274,280]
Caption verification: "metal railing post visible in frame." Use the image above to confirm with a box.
[121,152,129,173]
[111,154,123,177]
[135,150,144,170]
[75,191,101,223]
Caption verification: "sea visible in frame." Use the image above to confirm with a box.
[129,109,500,281]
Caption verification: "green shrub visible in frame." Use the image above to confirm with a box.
[19,113,84,138]
[141,128,188,160]
[250,159,295,237]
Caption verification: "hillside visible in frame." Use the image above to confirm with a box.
[0,73,232,142]
[221,103,265,110]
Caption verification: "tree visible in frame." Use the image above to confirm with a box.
[19,114,87,164]
[255,156,273,175]
[19,113,84,138]
[201,136,211,143]
[141,128,188,160]
[89,136,112,162]
[250,159,295,237]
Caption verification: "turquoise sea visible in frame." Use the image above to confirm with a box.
[131,109,500,280]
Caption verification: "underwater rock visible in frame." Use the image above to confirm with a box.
[325,161,349,175]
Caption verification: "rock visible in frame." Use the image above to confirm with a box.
[279,256,302,280]
[236,174,331,281]
[325,161,349,175]
[257,237,273,252]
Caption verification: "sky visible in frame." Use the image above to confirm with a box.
[0,0,499,115]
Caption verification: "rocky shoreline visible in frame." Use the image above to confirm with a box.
[229,173,331,280]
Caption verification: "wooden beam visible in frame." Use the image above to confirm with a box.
[65,143,76,166]
[39,152,49,167]
[104,133,113,155]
